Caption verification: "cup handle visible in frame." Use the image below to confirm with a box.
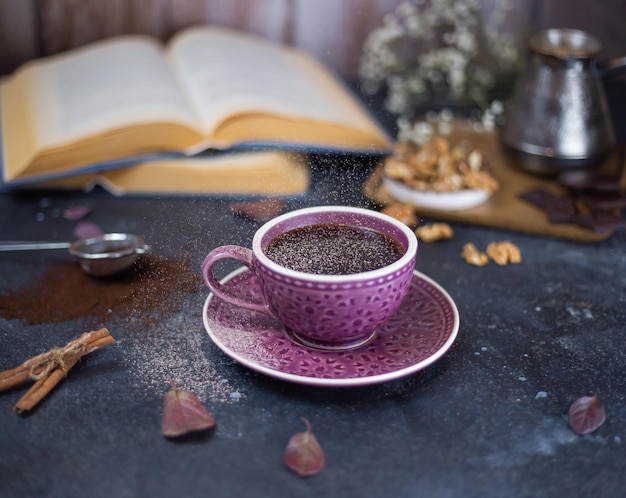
[201,245,270,314]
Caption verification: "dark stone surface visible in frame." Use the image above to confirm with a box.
[1,155,625,498]
[2,80,626,496]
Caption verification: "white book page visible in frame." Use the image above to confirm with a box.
[22,36,202,148]
[165,27,366,136]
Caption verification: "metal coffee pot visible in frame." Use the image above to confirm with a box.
[499,28,626,175]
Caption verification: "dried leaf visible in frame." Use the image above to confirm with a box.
[63,204,92,221]
[283,417,325,477]
[162,382,216,438]
[74,221,103,240]
[568,392,606,435]
[230,199,285,222]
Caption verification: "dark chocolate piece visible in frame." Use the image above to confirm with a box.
[576,211,626,233]
[518,189,576,222]
[518,186,626,232]
[577,192,626,211]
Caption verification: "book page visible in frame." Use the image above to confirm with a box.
[14,36,203,149]
[165,27,379,137]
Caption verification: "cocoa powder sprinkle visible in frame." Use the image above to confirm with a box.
[0,255,244,404]
[0,255,201,326]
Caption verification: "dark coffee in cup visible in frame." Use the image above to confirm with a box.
[264,223,404,275]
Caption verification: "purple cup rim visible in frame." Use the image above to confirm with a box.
[252,205,417,282]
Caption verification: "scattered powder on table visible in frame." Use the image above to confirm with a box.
[0,255,242,403]
[0,255,199,326]
[121,300,240,404]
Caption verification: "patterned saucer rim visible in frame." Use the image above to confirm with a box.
[202,267,459,387]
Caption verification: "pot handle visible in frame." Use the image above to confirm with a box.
[596,56,626,79]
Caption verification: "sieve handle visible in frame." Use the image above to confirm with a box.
[0,241,72,251]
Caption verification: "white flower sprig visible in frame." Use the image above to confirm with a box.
[396,100,505,147]
[359,0,519,119]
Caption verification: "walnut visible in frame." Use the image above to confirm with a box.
[381,203,417,227]
[486,241,522,265]
[383,136,499,195]
[433,136,450,154]
[415,223,454,243]
[463,169,499,193]
[467,149,483,171]
[461,242,489,267]
[384,157,414,181]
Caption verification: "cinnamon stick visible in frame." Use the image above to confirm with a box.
[0,365,31,392]
[0,328,115,412]
[14,333,115,413]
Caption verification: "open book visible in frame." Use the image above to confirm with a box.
[0,26,390,187]
[25,151,309,197]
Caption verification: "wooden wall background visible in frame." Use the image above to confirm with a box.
[1,0,625,79]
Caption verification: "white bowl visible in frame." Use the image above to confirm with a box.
[383,177,491,211]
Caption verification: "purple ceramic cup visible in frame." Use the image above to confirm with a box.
[202,206,418,351]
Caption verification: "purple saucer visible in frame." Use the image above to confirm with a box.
[203,267,459,387]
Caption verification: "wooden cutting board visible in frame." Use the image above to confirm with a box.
[363,121,623,242]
